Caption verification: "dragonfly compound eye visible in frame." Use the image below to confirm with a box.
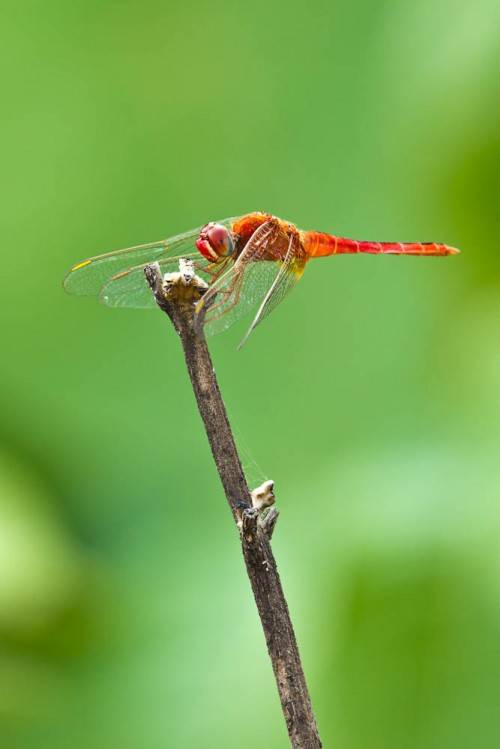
[196,223,234,261]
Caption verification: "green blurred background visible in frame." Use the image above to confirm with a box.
[1,0,499,747]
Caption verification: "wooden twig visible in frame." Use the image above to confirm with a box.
[144,260,322,749]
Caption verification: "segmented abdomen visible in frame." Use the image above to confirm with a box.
[301,231,459,258]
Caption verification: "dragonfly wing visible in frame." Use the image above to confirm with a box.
[63,217,236,302]
[237,235,306,348]
[200,261,286,337]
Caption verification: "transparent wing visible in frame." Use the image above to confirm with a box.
[196,220,306,343]
[202,261,285,337]
[237,237,307,348]
[63,217,236,303]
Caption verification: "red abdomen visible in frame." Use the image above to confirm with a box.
[301,231,459,258]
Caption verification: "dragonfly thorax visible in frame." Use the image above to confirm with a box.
[196,223,235,262]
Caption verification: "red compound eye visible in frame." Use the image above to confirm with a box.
[207,225,233,255]
[196,223,234,261]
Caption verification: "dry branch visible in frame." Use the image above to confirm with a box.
[144,260,322,749]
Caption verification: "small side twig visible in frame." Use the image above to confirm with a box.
[259,506,280,540]
[145,261,322,749]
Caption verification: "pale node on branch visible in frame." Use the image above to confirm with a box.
[163,257,208,293]
[251,479,275,511]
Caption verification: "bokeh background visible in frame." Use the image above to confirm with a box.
[1,0,499,747]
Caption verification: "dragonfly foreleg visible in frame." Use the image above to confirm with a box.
[192,258,230,279]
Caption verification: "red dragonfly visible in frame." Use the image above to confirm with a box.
[64,211,459,346]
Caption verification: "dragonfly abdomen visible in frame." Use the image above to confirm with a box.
[301,231,459,258]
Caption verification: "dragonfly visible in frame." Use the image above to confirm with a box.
[64,211,459,346]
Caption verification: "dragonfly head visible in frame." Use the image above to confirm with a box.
[196,223,234,262]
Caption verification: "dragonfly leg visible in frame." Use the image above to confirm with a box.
[207,274,243,321]
[192,259,229,278]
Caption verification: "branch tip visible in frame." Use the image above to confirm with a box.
[144,259,209,333]
[260,507,279,539]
